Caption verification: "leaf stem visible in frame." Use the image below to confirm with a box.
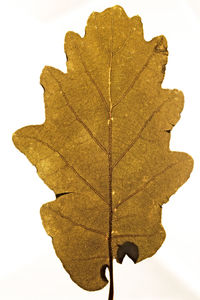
[108,258,114,300]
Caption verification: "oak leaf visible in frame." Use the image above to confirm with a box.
[13,5,193,298]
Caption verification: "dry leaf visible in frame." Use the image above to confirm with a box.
[12,5,193,299]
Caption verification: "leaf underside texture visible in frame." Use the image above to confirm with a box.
[13,5,193,292]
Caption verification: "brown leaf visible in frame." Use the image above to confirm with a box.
[12,5,193,295]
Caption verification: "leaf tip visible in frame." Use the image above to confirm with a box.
[64,31,82,53]
[154,35,168,54]
[12,129,21,149]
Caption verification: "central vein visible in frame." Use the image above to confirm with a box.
[108,18,114,299]
[108,50,113,255]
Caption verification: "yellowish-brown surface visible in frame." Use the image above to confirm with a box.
[13,5,193,292]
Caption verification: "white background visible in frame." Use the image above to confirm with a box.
[0,0,200,299]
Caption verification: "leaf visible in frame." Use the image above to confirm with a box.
[12,5,193,297]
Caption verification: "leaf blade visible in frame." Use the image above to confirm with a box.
[13,5,194,293]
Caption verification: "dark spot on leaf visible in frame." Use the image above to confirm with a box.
[56,192,72,198]
[100,264,109,282]
[116,241,139,264]
[162,65,166,74]
[165,129,171,133]
[154,36,168,54]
